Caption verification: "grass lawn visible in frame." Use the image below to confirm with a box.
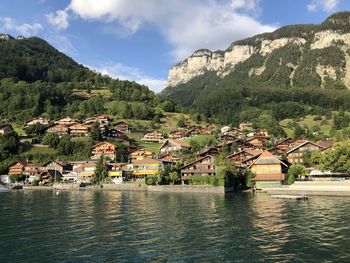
[184,134,215,145]
[24,145,58,155]
[280,114,333,137]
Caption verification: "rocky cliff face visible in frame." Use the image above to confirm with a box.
[166,13,350,89]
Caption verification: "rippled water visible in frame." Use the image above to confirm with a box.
[1,190,350,262]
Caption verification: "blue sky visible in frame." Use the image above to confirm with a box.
[0,0,349,92]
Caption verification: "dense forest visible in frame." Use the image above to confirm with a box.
[0,35,174,123]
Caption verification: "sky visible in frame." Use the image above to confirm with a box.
[0,0,349,93]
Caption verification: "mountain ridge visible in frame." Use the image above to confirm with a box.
[165,12,350,88]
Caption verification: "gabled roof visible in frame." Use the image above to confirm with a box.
[197,146,218,156]
[286,141,324,154]
[249,151,288,167]
[180,155,214,170]
[92,141,116,149]
[131,158,162,165]
[160,139,190,149]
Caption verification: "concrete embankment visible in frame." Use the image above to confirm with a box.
[23,184,234,194]
[265,181,350,197]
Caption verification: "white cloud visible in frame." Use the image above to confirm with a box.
[46,9,70,30]
[0,17,43,36]
[94,63,166,93]
[307,0,339,12]
[55,0,276,61]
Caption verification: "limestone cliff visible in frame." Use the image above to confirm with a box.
[166,12,350,89]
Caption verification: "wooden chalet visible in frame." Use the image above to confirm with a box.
[104,128,128,140]
[157,153,181,163]
[54,116,79,126]
[181,155,216,181]
[227,149,263,168]
[239,122,253,130]
[246,136,269,149]
[26,117,50,126]
[73,162,96,181]
[159,139,190,153]
[40,170,63,184]
[286,141,325,165]
[91,141,117,160]
[115,121,130,134]
[196,147,219,159]
[129,149,154,161]
[256,129,269,137]
[8,161,42,176]
[169,130,186,139]
[46,124,69,136]
[268,137,295,156]
[0,124,14,135]
[141,131,164,143]
[249,151,288,188]
[68,123,90,137]
[185,126,202,137]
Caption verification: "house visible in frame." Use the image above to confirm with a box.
[239,122,253,130]
[54,116,79,126]
[157,153,181,163]
[256,129,269,137]
[104,128,128,140]
[268,137,295,156]
[91,141,117,160]
[107,163,125,184]
[246,136,269,149]
[129,149,154,161]
[249,151,288,188]
[46,124,69,136]
[73,162,96,182]
[42,160,72,174]
[115,121,130,134]
[169,130,186,139]
[27,117,50,126]
[40,170,62,184]
[220,126,231,134]
[181,155,216,181]
[68,123,90,137]
[196,147,219,159]
[185,126,202,137]
[0,124,14,135]
[127,158,162,178]
[316,139,335,150]
[141,131,164,143]
[159,139,190,153]
[227,149,263,168]
[286,141,324,165]
[8,161,42,178]
[84,115,110,132]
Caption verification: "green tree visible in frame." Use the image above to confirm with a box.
[317,141,350,173]
[92,155,109,185]
[42,133,60,148]
[169,171,180,185]
[90,122,102,141]
[57,135,74,155]
[177,116,186,128]
[115,143,129,163]
[287,164,308,184]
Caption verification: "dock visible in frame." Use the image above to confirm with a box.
[271,194,308,200]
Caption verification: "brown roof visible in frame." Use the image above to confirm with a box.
[250,151,288,167]
[131,158,162,165]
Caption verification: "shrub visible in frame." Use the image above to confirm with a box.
[287,174,295,185]
[146,176,157,185]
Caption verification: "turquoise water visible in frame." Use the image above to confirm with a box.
[0,190,349,262]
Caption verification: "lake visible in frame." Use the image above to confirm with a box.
[0,190,349,262]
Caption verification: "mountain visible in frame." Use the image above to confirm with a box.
[0,34,94,82]
[161,12,350,126]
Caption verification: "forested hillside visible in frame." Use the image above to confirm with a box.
[162,12,350,131]
[0,35,173,123]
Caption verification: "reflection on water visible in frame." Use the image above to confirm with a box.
[1,191,350,262]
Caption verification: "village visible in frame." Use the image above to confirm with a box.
[0,114,340,192]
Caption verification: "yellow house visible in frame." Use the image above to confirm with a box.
[249,151,288,188]
[107,163,125,184]
[129,149,154,161]
[127,158,162,178]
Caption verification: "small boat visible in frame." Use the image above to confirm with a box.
[271,194,308,201]
[0,186,10,193]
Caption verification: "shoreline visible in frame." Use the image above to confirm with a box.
[21,184,235,194]
[265,188,350,197]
